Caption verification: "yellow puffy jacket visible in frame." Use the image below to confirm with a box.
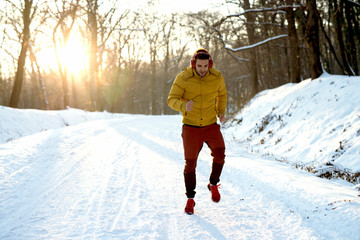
[168,66,227,127]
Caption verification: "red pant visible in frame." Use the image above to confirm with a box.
[182,123,225,198]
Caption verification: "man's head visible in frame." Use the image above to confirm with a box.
[191,48,213,77]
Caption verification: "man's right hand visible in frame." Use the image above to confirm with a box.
[185,100,193,111]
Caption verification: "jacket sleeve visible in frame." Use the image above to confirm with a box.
[217,74,227,116]
[168,74,187,113]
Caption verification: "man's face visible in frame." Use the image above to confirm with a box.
[195,59,209,77]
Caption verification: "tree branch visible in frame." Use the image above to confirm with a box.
[213,5,302,28]
[345,0,360,8]
[223,34,288,52]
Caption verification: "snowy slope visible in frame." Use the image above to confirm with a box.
[0,107,121,144]
[1,74,360,239]
[225,74,360,180]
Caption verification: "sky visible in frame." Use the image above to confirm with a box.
[0,73,359,239]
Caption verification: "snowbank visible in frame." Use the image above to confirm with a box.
[0,106,127,144]
[225,74,360,180]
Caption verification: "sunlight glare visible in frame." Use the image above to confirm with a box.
[36,32,87,76]
[60,33,88,75]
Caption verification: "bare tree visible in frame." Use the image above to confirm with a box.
[156,14,189,114]
[51,0,80,108]
[8,0,35,108]
[160,16,174,115]
[344,1,358,74]
[97,4,129,111]
[284,0,301,83]
[85,0,99,111]
[103,25,142,113]
[83,0,130,111]
[304,0,322,79]
[138,10,162,115]
[242,0,259,97]
[28,41,49,109]
[214,1,290,95]
[4,0,50,108]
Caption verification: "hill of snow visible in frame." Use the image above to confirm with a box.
[0,107,125,144]
[224,74,360,184]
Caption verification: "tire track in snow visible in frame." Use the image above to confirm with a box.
[110,144,140,231]
[108,120,186,238]
[77,133,127,237]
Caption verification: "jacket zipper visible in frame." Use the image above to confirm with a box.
[200,77,203,126]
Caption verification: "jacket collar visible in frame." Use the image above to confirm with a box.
[192,68,210,78]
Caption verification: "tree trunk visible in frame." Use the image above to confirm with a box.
[285,0,301,83]
[9,0,33,108]
[53,34,69,109]
[59,64,69,108]
[150,46,158,115]
[163,44,170,115]
[305,0,322,79]
[261,0,275,88]
[243,0,259,97]
[29,42,49,110]
[70,75,77,109]
[333,0,354,75]
[344,2,358,74]
[87,0,99,111]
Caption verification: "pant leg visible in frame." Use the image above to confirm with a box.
[182,125,203,198]
[203,124,226,185]
[184,172,196,198]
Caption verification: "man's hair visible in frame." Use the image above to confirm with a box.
[195,50,210,60]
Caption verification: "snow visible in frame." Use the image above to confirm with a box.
[1,74,360,239]
[225,74,360,176]
[224,34,288,52]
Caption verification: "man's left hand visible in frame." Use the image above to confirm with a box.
[218,114,225,123]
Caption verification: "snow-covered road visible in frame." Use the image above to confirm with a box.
[1,115,359,240]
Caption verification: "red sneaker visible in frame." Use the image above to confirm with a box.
[208,184,221,202]
[184,199,195,215]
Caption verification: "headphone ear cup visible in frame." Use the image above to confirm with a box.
[191,59,196,68]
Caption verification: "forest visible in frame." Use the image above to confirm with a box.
[0,0,359,115]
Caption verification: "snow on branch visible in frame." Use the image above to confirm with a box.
[224,34,288,52]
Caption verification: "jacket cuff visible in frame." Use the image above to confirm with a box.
[180,102,186,112]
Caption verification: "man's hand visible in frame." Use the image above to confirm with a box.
[185,100,193,111]
[218,114,226,123]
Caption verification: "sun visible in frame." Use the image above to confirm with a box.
[36,31,88,76]
[59,33,88,75]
